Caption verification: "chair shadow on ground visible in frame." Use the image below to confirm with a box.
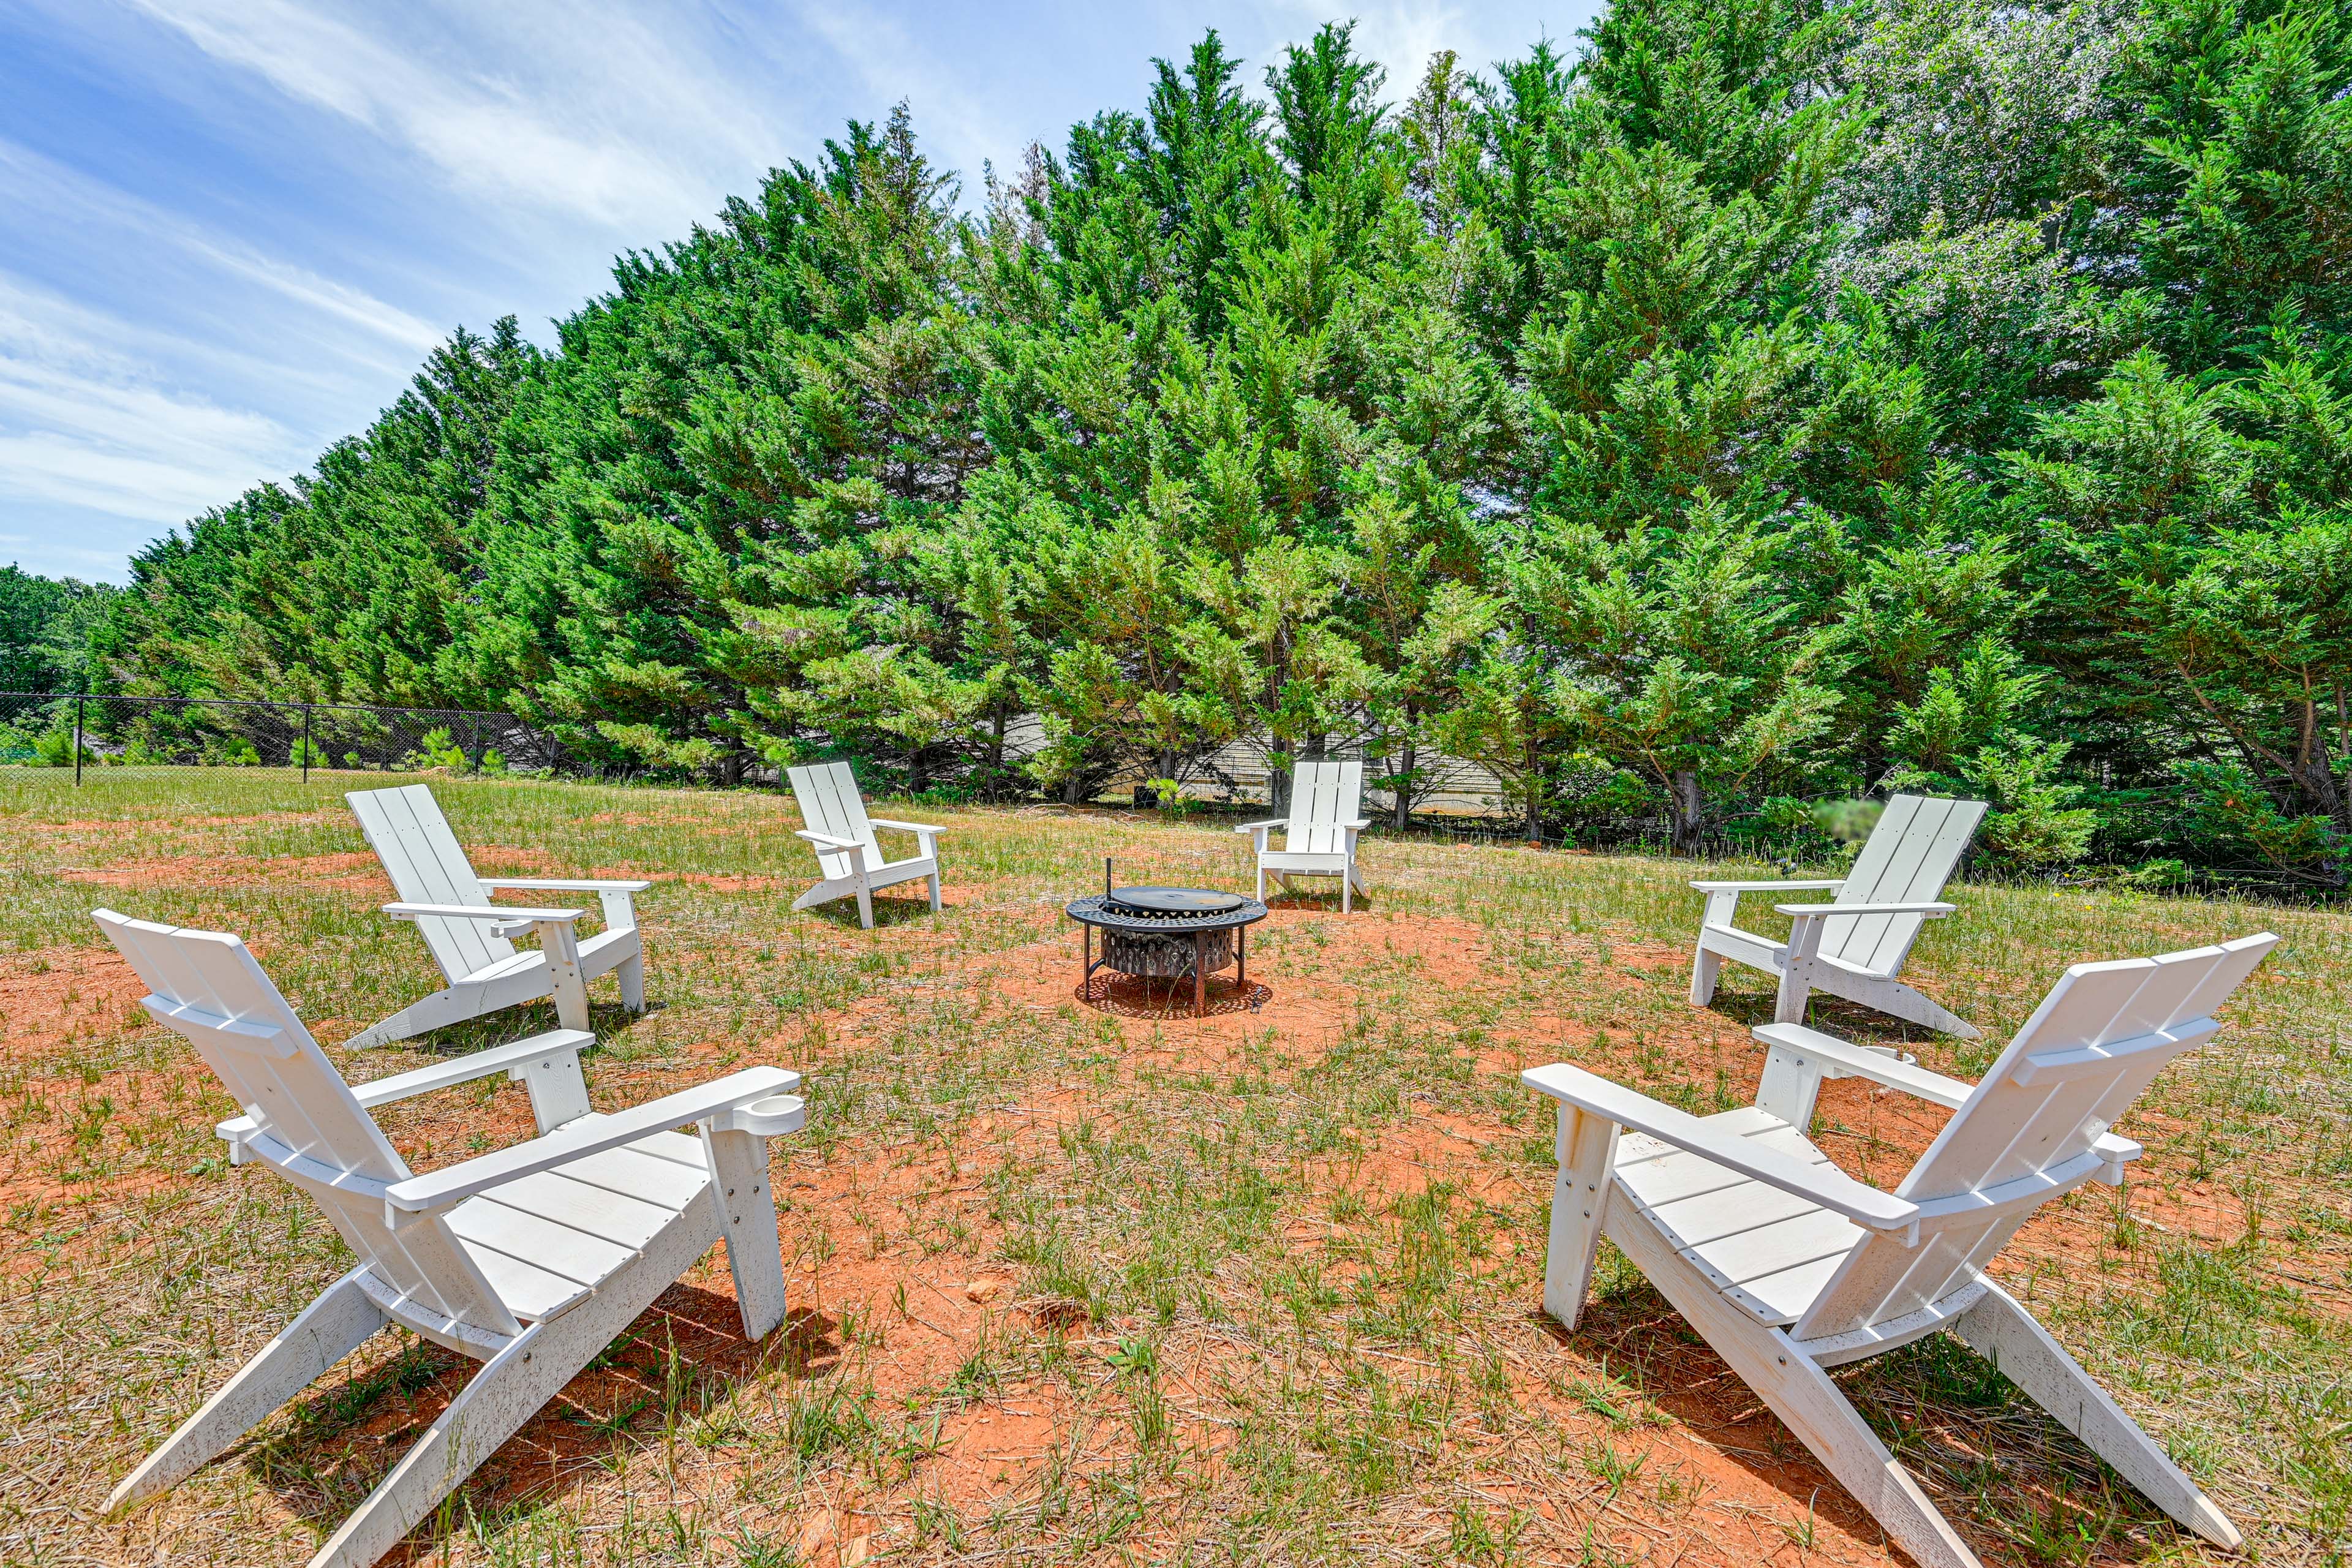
[1689,977,1953,1054]
[803,889,940,929]
[362,1001,668,1062]
[1542,1284,2192,1564]
[1261,885,1369,912]
[242,1284,843,1560]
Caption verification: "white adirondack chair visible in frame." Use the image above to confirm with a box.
[786,761,944,929]
[1528,931,2275,1568]
[1234,758,1371,911]
[92,908,805,1568]
[345,785,649,1048]
[1691,793,1989,1037]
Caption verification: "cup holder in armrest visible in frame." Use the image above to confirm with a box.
[710,1094,806,1137]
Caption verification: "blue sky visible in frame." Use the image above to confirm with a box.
[0,1,1597,584]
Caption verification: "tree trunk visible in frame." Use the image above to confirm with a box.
[2287,702,2349,829]
[1063,768,1085,806]
[1393,741,1415,829]
[1670,769,1707,856]
[909,746,928,796]
[987,705,1007,793]
[1267,739,1292,813]
[1522,726,1543,842]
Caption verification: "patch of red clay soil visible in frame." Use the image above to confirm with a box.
[0,946,147,1061]
[1609,938,1692,974]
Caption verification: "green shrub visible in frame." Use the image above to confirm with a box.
[1962,739,2098,871]
[1142,777,1194,818]
[30,726,97,767]
[395,726,504,775]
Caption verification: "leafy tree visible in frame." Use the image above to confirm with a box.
[0,566,117,693]
[1529,502,1849,851]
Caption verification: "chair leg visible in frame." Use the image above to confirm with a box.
[1804,967,1982,1039]
[1872,980,1980,1039]
[1542,1107,1616,1331]
[855,880,874,930]
[1256,865,1265,902]
[306,1211,710,1568]
[1341,865,1352,914]
[701,1128,789,1340]
[1689,942,1722,1006]
[927,872,941,914]
[1773,961,1812,1025]
[1606,1213,1982,1568]
[107,1270,386,1514]
[1954,1284,2241,1548]
[345,987,475,1050]
[616,952,646,1012]
[535,921,592,1034]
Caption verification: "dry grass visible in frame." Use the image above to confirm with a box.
[0,769,2345,1568]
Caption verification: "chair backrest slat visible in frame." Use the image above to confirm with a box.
[347,785,509,982]
[95,908,521,1340]
[1286,759,1362,855]
[1817,794,1987,976]
[788,763,881,881]
[1790,933,2276,1341]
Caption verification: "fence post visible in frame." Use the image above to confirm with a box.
[472,711,483,776]
[301,703,312,784]
[74,693,85,786]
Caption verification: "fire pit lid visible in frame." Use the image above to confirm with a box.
[1104,885,1246,914]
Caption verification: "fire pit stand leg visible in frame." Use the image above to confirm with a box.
[1238,927,1247,992]
[1193,931,1206,1016]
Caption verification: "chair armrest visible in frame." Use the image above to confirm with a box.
[1774,900,1955,919]
[217,1032,589,1153]
[1341,818,1373,831]
[868,818,946,835]
[796,829,864,851]
[2093,1132,2143,1182]
[383,902,584,924]
[347,1030,595,1110]
[480,878,653,893]
[1234,819,1286,833]
[1691,878,1846,892]
[385,1067,803,1214]
[1522,1063,1919,1233]
[1752,1023,1974,1109]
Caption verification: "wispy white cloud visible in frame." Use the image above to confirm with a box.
[125,0,807,233]
[0,275,304,526]
[0,138,439,358]
[183,240,442,353]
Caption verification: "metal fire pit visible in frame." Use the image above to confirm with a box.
[1067,868,1267,1017]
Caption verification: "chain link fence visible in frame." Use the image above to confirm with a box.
[0,692,564,781]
